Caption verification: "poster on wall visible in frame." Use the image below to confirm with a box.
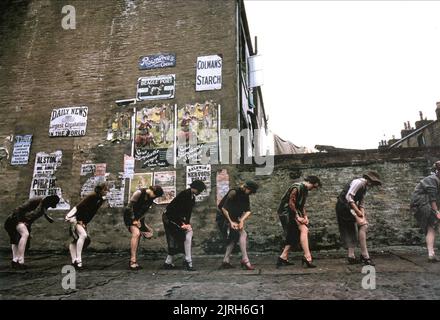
[106,173,125,208]
[129,172,153,198]
[80,163,96,176]
[138,53,176,70]
[134,104,175,167]
[216,169,229,205]
[136,75,175,101]
[153,171,176,205]
[95,163,107,176]
[80,176,106,198]
[123,154,135,179]
[186,164,211,202]
[196,54,222,91]
[11,134,32,165]
[29,150,70,209]
[106,111,132,143]
[49,106,88,137]
[80,163,106,176]
[176,101,219,164]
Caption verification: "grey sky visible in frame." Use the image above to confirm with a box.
[245,0,440,150]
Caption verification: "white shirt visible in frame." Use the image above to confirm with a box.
[345,178,367,208]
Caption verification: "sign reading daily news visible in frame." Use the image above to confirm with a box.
[136,75,175,101]
[49,106,88,137]
[11,134,32,165]
[138,53,176,70]
[196,55,222,91]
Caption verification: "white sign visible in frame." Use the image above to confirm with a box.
[123,154,135,179]
[11,134,32,165]
[248,55,264,88]
[49,106,88,137]
[29,150,70,210]
[196,55,222,91]
[136,75,175,101]
[186,164,211,202]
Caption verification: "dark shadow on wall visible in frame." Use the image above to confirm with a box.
[0,0,31,59]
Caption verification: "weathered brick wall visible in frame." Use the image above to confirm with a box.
[0,0,238,253]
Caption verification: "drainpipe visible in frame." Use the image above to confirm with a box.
[236,0,241,163]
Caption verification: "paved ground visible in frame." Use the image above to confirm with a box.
[1,247,439,300]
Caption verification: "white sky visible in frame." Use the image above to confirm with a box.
[244,0,440,150]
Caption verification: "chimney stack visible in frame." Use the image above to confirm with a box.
[436,102,440,120]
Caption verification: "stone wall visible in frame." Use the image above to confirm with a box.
[233,147,440,253]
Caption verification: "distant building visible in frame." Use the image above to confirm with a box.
[379,102,440,149]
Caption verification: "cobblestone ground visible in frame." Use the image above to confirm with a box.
[1,247,439,300]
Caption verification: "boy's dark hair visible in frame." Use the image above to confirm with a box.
[305,175,322,187]
[150,185,164,197]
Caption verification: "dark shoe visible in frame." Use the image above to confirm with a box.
[183,260,196,271]
[16,263,27,270]
[360,255,375,266]
[347,256,360,265]
[72,261,84,271]
[276,257,293,267]
[240,260,255,270]
[220,262,234,269]
[129,261,142,270]
[302,256,317,268]
[428,256,440,263]
[11,261,19,269]
[162,262,176,270]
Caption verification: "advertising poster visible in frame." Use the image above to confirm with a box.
[11,134,32,165]
[106,173,125,208]
[123,154,135,179]
[196,54,222,91]
[80,176,106,198]
[129,172,153,197]
[186,164,211,202]
[49,106,88,137]
[176,101,219,164]
[29,150,70,209]
[80,163,106,176]
[106,111,131,143]
[136,75,175,101]
[153,171,176,205]
[216,169,230,205]
[134,104,175,167]
[138,53,176,70]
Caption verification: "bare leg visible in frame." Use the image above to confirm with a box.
[184,230,193,263]
[223,242,235,263]
[69,242,77,264]
[75,224,88,266]
[239,230,249,263]
[426,226,436,257]
[16,223,29,264]
[348,247,355,258]
[280,245,291,260]
[298,224,312,261]
[130,226,141,263]
[358,224,369,258]
[11,244,18,262]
